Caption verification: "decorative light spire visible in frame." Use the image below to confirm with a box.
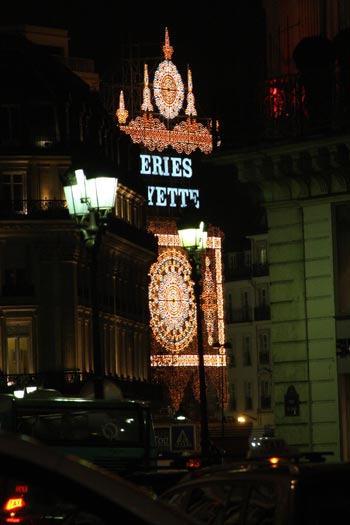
[116,90,128,124]
[117,28,214,155]
[185,67,197,117]
[162,27,174,60]
[141,64,154,112]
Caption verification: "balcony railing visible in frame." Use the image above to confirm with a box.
[262,72,350,141]
[252,263,269,277]
[254,305,271,321]
[0,371,163,402]
[258,351,270,365]
[260,396,271,410]
[245,397,253,410]
[0,200,69,219]
[225,261,269,281]
[224,265,252,281]
[2,284,35,297]
[226,308,253,323]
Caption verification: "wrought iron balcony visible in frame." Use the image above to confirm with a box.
[0,200,69,219]
[254,305,271,321]
[226,308,253,323]
[260,396,271,410]
[224,265,252,281]
[263,72,350,141]
[252,262,269,277]
[258,351,270,365]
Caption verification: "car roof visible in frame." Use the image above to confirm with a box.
[0,431,195,525]
[160,458,350,490]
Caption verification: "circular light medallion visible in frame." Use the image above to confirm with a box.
[149,249,196,352]
[153,60,185,119]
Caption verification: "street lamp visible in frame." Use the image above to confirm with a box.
[177,218,209,459]
[212,341,232,437]
[237,414,257,424]
[62,167,118,399]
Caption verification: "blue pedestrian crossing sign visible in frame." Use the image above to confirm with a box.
[171,424,196,451]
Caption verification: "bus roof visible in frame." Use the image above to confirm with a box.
[0,393,151,408]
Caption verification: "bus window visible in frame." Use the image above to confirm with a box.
[0,394,157,475]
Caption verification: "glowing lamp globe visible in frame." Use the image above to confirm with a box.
[63,169,118,217]
[178,220,207,252]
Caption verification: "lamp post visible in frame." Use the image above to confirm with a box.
[177,219,209,459]
[62,168,118,399]
[212,341,232,437]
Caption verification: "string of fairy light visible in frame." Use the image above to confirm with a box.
[116,28,215,155]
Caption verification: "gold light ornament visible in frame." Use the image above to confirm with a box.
[117,28,213,155]
[116,91,128,125]
[148,249,197,352]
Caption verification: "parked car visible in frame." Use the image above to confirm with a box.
[158,453,350,523]
[0,431,196,525]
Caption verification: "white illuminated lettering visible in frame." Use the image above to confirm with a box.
[147,186,200,208]
[147,186,156,206]
[182,158,192,178]
[152,155,164,175]
[156,187,167,206]
[188,189,200,207]
[177,188,190,207]
[167,187,178,207]
[140,155,152,175]
[139,154,193,178]
[163,157,170,176]
[171,157,182,177]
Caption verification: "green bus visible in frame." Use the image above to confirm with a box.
[0,393,157,476]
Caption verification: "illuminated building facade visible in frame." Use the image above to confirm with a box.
[210,0,350,460]
[118,29,227,420]
[0,25,159,401]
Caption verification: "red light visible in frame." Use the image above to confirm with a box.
[15,486,28,494]
[4,498,25,511]
[187,458,202,469]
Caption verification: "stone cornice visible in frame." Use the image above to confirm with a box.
[210,135,350,203]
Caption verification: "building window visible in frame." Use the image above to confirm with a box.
[226,293,233,323]
[244,381,253,410]
[258,331,270,365]
[243,336,252,366]
[255,287,270,320]
[260,379,271,409]
[28,104,57,147]
[242,290,251,321]
[228,345,236,367]
[2,268,33,297]
[7,335,30,375]
[0,104,20,146]
[257,286,268,307]
[0,173,25,213]
[256,241,267,264]
[228,383,236,411]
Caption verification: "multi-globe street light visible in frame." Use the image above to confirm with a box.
[62,167,118,399]
[177,218,209,459]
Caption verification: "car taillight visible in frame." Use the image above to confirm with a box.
[187,458,202,469]
[268,456,280,467]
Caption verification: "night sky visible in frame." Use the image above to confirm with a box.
[2,1,266,243]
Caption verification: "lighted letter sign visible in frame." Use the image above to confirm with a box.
[140,154,200,209]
